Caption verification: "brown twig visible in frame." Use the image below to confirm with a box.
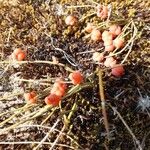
[98,68,110,140]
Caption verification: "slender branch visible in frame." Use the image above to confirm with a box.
[66,5,95,9]
[33,119,60,150]
[49,125,66,150]
[0,60,74,72]
[0,92,24,101]
[41,108,57,125]
[98,68,110,140]
[0,141,75,149]
[109,104,142,150]
[3,124,80,148]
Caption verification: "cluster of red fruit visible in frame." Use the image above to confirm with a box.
[44,78,67,106]
[103,25,123,51]
[85,24,124,48]
[24,71,83,106]
[65,14,125,77]
[65,11,124,49]
[44,71,83,106]
[92,52,124,77]
[90,24,125,77]
[65,4,109,27]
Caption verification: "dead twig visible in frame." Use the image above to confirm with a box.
[0,141,75,149]
[98,68,110,140]
[33,119,60,150]
[109,104,142,150]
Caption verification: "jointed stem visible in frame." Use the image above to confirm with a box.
[0,60,74,72]
[98,68,109,140]
[66,5,95,9]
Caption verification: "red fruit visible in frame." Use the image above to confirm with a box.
[97,5,108,19]
[92,52,104,62]
[115,26,121,35]
[109,25,122,36]
[51,78,67,97]
[51,86,65,97]
[102,31,113,41]
[29,98,36,104]
[85,23,95,33]
[111,65,125,77]
[24,91,37,104]
[102,6,108,14]
[69,71,83,85]
[105,45,115,52]
[45,94,61,106]
[54,78,67,90]
[101,6,108,19]
[16,52,26,61]
[104,57,117,67]
[104,39,113,46]
[109,59,117,68]
[109,25,117,33]
[97,11,107,19]
[113,38,124,49]
[91,29,101,41]
[24,91,36,100]
[65,15,77,26]
[12,48,26,61]
[13,48,22,55]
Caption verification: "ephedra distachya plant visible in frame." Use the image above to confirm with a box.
[0,1,137,109]
[0,2,139,146]
[3,2,137,108]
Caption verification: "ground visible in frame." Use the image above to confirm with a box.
[0,0,150,150]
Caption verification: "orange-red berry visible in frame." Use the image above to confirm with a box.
[24,91,37,104]
[16,52,26,61]
[51,86,65,97]
[115,26,122,35]
[54,78,67,90]
[13,48,26,61]
[109,25,122,36]
[111,65,125,77]
[105,45,115,52]
[13,48,22,55]
[92,52,104,62]
[65,15,77,26]
[109,25,117,33]
[97,5,108,19]
[69,71,83,85]
[45,94,61,106]
[104,57,117,67]
[51,78,67,97]
[102,31,113,41]
[28,98,37,104]
[104,39,113,46]
[91,29,101,41]
[85,23,95,33]
[113,38,124,49]
[101,6,108,19]
[109,59,117,68]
